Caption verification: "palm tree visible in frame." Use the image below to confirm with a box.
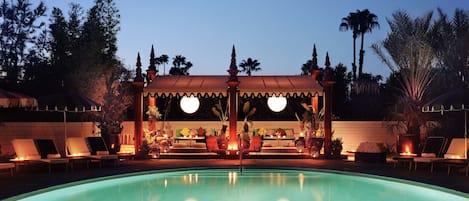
[169,55,192,75]
[158,54,169,76]
[340,11,360,81]
[357,9,379,78]
[372,11,437,146]
[239,58,261,76]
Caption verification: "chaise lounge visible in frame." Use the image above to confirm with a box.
[11,139,69,173]
[67,137,118,168]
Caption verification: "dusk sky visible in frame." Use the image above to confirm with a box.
[34,0,467,78]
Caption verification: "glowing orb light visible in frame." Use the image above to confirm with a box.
[180,95,200,114]
[267,95,287,112]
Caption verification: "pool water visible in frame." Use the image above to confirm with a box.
[8,169,469,201]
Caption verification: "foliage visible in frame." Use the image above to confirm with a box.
[157,54,169,75]
[239,58,261,76]
[356,9,379,78]
[169,55,192,75]
[300,59,314,75]
[340,10,359,80]
[340,9,379,81]
[242,100,256,122]
[373,10,439,135]
[0,0,46,86]
[211,99,228,126]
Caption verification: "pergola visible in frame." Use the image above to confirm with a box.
[132,46,335,158]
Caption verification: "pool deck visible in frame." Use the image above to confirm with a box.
[1,158,469,199]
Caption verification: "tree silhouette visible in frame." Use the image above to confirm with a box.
[357,9,379,78]
[158,54,169,76]
[340,11,360,81]
[169,55,192,75]
[239,58,261,76]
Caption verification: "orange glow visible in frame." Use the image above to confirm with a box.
[12,157,25,161]
[400,142,415,155]
[149,97,156,107]
[227,142,238,151]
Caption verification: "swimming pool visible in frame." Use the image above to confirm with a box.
[7,168,469,201]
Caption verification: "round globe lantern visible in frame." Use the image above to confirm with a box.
[180,95,200,114]
[267,95,287,112]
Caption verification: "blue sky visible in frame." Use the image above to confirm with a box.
[34,0,467,78]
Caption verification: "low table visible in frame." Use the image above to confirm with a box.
[392,153,417,170]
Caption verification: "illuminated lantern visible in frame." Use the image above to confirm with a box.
[267,95,287,112]
[180,95,200,114]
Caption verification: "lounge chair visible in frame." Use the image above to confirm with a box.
[433,138,469,175]
[0,163,15,176]
[412,136,447,172]
[392,136,446,171]
[11,139,69,173]
[67,137,118,168]
[86,137,119,167]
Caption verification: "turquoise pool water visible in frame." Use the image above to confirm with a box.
[7,168,469,201]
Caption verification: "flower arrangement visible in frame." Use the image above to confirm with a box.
[258,128,267,136]
[146,106,162,119]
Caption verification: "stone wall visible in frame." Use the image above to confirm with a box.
[0,121,398,156]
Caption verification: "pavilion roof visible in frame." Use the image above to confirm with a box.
[144,75,323,97]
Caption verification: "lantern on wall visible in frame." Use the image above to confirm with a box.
[267,94,287,112]
[180,95,200,114]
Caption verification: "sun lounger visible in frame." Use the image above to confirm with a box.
[11,139,69,173]
[393,136,446,171]
[86,137,119,167]
[433,138,469,175]
[412,136,447,171]
[67,137,118,168]
[0,163,14,176]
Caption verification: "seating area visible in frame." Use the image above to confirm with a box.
[10,139,69,173]
[67,137,119,168]
[393,137,469,175]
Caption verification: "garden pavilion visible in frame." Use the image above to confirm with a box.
[132,45,336,158]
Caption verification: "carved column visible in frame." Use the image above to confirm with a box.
[132,53,145,154]
[321,53,335,159]
[226,46,240,149]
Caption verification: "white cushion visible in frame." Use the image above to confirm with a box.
[47,154,61,159]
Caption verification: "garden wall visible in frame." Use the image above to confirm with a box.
[0,121,399,157]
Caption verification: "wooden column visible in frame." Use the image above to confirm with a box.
[321,53,335,159]
[310,44,321,115]
[227,46,240,149]
[132,53,145,154]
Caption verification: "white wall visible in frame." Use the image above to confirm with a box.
[0,121,398,156]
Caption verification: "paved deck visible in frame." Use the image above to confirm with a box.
[1,158,468,199]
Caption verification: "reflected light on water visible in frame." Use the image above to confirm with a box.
[298,173,304,191]
[228,172,237,185]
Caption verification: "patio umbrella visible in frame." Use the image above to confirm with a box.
[37,93,101,154]
[0,88,38,108]
[422,88,468,158]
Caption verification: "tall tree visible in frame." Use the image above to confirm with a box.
[169,55,192,75]
[357,9,379,78]
[239,57,261,76]
[300,59,313,75]
[0,0,46,86]
[158,54,169,76]
[340,11,360,81]
[372,10,437,139]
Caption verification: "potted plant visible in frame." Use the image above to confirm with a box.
[331,137,343,159]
